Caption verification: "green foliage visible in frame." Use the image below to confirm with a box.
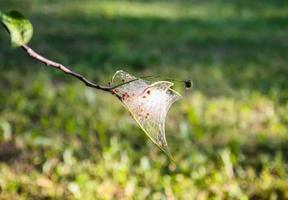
[1,10,33,47]
[0,0,288,199]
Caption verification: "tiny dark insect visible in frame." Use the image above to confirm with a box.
[184,80,192,89]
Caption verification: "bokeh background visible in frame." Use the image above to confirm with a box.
[1,0,288,199]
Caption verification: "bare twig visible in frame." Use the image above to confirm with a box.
[21,45,112,93]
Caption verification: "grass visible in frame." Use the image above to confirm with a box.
[0,0,288,199]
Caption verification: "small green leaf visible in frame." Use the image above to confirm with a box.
[1,10,33,47]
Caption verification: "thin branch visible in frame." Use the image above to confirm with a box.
[21,44,112,93]
[20,45,158,100]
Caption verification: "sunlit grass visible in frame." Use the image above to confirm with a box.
[1,0,288,199]
[15,0,288,21]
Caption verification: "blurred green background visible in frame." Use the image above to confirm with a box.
[0,0,288,199]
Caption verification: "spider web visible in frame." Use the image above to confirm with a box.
[111,70,181,159]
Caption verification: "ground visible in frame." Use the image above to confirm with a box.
[0,0,288,199]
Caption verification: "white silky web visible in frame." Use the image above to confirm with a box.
[111,70,181,159]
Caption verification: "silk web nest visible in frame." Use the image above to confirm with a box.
[110,70,181,159]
